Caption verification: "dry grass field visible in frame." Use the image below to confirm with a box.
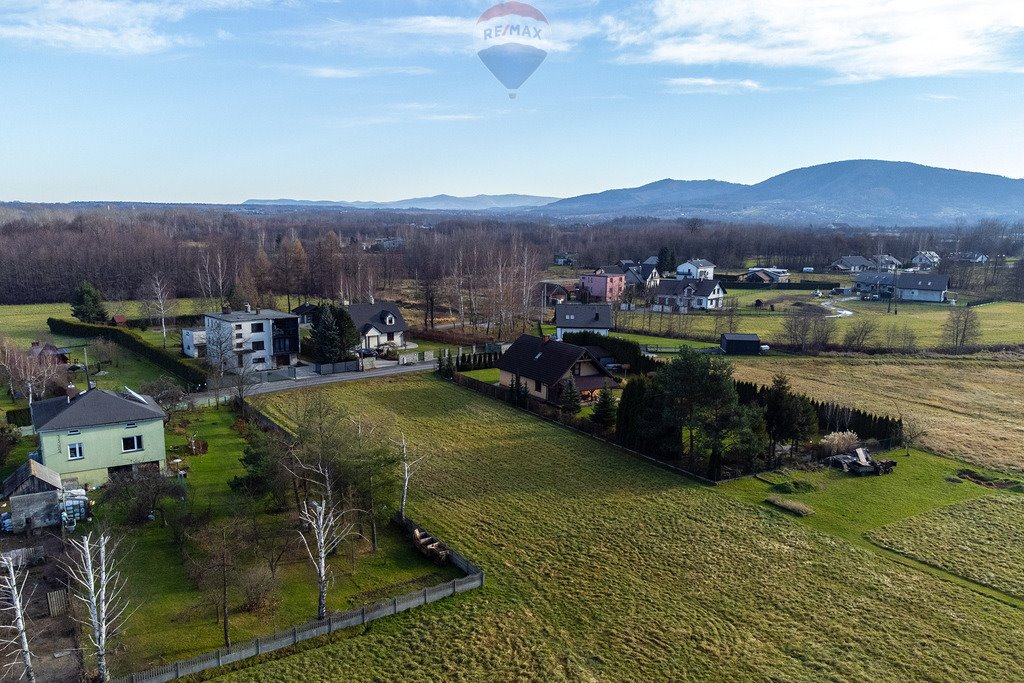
[730,357,1024,472]
[203,375,1024,682]
[869,495,1024,599]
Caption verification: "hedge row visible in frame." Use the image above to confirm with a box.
[561,331,661,374]
[46,318,208,388]
[734,379,902,443]
[3,407,31,427]
[453,352,501,372]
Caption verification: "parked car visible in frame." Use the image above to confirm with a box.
[356,348,377,358]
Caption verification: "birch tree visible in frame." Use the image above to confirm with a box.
[291,460,361,620]
[142,273,176,349]
[391,433,426,521]
[0,556,35,683]
[64,532,130,683]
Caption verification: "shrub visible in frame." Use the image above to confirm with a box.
[771,480,816,494]
[239,565,280,614]
[766,496,814,516]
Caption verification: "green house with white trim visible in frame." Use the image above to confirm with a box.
[30,387,167,488]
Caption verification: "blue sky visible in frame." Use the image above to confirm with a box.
[1,0,1023,203]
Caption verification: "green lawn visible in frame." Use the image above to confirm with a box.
[210,375,1024,682]
[105,407,457,675]
[461,368,499,383]
[868,495,1024,599]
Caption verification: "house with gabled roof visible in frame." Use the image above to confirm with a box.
[676,259,716,280]
[831,256,874,273]
[29,386,167,487]
[910,251,941,270]
[554,303,612,341]
[497,335,619,403]
[345,302,409,350]
[894,273,950,303]
[653,278,727,312]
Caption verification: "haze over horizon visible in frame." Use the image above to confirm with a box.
[1,1,1023,204]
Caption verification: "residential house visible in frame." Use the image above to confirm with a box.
[204,304,300,373]
[553,252,580,267]
[950,252,990,264]
[676,259,716,280]
[580,269,627,302]
[744,267,791,284]
[653,278,727,312]
[181,329,206,359]
[894,273,951,303]
[910,251,941,270]
[497,335,619,403]
[553,303,612,341]
[872,254,903,272]
[292,302,319,327]
[29,386,167,488]
[608,262,662,290]
[28,341,70,365]
[853,272,896,296]
[345,302,408,350]
[830,256,874,273]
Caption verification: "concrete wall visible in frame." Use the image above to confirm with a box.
[10,491,61,533]
[39,417,166,488]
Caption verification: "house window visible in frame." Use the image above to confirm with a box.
[251,323,264,333]
[387,332,395,342]
[252,341,266,351]
[67,429,81,436]
[68,442,84,460]
[122,435,144,452]
[253,357,266,365]
[235,333,243,340]
[534,380,542,392]
[385,315,395,326]
[125,423,136,429]
[234,324,242,330]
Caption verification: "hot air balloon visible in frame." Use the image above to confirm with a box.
[475,2,549,99]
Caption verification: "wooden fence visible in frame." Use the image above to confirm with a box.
[113,515,483,683]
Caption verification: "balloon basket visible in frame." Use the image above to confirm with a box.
[508,92,517,100]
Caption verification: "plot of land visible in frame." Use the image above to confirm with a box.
[730,357,1024,472]
[208,375,1024,682]
[868,495,1024,599]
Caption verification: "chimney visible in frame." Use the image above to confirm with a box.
[66,383,78,402]
[88,381,97,390]
[222,304,232,315]
[244,303,252,313]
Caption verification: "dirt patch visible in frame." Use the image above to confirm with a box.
[957,469,1024,492]
[346,572,454,606]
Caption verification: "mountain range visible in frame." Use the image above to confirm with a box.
[247,160,1024,226]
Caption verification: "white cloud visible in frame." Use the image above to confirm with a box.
[665,76,764,93]
[0,0,274,54]
[287,64,433,79]
[609,0,1024,81]
[418,113,482,121]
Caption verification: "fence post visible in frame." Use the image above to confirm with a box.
[423,586,428,604]
[174,662,180,677]
[255,637,261,655]
[393,596,399,613]
[361,606,366,624]
[217,649,223,667]
[293,626,298,644]
[450,579,457,596]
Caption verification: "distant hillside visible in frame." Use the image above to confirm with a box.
[538,160,1024,225]
[244,194,558,211]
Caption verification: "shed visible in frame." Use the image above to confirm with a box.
[2,460,63,500]
[720,333,762,355]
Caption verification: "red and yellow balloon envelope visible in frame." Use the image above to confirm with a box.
[476,2,549,99]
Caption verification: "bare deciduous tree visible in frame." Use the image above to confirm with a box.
[0,556,35,683]
[64,532,131,683]
[390,433,426,522]
[141,273,177,349]
[291,460,361,620]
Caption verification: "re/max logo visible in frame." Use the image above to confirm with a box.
[482,24,543,40]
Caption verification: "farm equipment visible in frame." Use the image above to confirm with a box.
[413,528,450,564]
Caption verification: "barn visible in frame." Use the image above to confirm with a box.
[720,333,762,355]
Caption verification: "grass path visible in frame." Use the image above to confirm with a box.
[207,375,1024,682]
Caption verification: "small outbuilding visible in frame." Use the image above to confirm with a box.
[720,333,762,355]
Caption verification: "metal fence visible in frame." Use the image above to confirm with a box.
[114,516,483,683]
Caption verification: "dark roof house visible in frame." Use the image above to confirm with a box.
[656,278,724,298]
[895,273,950,291]
[554,303,612,330]
[497,335,618,394]
[31,388,166,433]
[345,302,408,336]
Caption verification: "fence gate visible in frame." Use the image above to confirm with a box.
[47,589,70,617]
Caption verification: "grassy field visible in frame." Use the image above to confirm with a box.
[107,407,457,675]
[868,495,1024,599]
[207,375,1024,682]
[730,356,1024,472]
[615,300,1024,350]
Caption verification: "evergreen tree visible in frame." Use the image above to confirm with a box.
[311,304,342,363]
[727,406,770,475]
[70,281,108,323]
[333,305,361,356]
[509,374,523,406]
[762,374,803,466]
[559,376,582,415]
[616,374,649,448]
[229,430,287,508]
[656,246,672,274]
[657,348,711,464]
[591,384,617,432]
[696,357,739,480]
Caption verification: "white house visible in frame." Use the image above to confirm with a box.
[830,256,874,273]
[181,329,206,359]
[676,259,716,280]
[345,302,408,350]
[895,273,950,303]
[872,254,903,272]
[204,305,300,373]
[910,251,941,270]
[653,278,726,312]
[553,303,612,341]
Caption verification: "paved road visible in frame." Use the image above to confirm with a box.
[820,296,857,318]
[191,361,438,407]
